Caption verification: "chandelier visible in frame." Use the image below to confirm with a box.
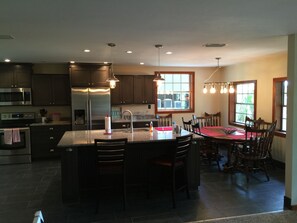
[203,57,235,94]
[106,43,119,89]
[153,44,165,85]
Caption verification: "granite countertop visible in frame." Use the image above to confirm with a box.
[58,128,202,147]
[30,121,71,126]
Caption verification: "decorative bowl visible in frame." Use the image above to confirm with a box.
[222,128,236,135]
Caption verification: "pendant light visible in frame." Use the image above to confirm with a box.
[106,43,119,89]
[202,57,235,94]
[153,44,165,86]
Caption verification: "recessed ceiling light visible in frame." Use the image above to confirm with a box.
[140,62,144,65]
[104,61,108,64]
[126,50,133,54]
[70,61,75,64]
[203,43,226,47]
[84,49,90,52]
[165,51,173,55]
[4,59,10,62]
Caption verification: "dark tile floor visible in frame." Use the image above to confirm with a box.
[0,157,285,223]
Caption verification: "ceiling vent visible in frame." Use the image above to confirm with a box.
[203,43,226,47]
[0,35,14,40]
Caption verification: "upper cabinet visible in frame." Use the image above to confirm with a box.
[0,63,32,88]
[32,74,70,106]
[111,75,134,105]
[111,75,155,105]
[69,63,110,87]
[133,75,155,104]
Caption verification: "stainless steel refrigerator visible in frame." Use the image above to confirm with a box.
[71,87,111,130]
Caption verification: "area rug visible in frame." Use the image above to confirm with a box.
[192,210,297,223]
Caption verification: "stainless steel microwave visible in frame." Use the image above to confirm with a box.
[0,88,32,106]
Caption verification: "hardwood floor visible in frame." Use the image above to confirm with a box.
[0,157,285,223]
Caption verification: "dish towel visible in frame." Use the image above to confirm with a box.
[4,129,13,145]
[12,128,20,143]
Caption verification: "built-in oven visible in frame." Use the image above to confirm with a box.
[0,112,35,164]
[0,88,32,106]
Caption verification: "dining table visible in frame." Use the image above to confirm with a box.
[194,126,247,170]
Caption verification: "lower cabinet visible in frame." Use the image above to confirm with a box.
[31,124,71,159]
[112,121,158,129]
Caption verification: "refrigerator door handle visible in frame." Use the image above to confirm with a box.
[89,99,92,130]
[86,100,90,130]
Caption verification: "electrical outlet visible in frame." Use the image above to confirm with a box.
[148,104,151,109]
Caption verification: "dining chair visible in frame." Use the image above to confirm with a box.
[147,134,193,208]
[182,117,192,132]
[192,123,221,170]
[192,115,212,127]
[233,120,277,182]
[205,112,221,126]
[156,113,172,127]
[94,138,128,211]
[244,116,275,167]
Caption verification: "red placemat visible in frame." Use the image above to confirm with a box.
[155,126,173,131]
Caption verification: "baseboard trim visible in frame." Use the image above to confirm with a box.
[284,196,297,210]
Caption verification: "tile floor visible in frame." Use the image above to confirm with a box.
[0,157,285,223]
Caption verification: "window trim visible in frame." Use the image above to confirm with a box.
[155,71,195,114]
[272,77,287,138]
[228,80,257,127]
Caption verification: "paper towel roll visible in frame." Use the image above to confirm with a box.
[105,116,111,134]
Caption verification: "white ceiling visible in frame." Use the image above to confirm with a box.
[1,0,296,67]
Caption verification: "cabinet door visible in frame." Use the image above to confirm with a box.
[52,75,71,105]
[14,65,32,87]
[90,66,110,87]
[133,76,145,104]
[144,75,155,104]
[111,80,122,105]
[120,75,134,104]
[70,66,91,87]
[32,75,52,105]
[0,65,14,87]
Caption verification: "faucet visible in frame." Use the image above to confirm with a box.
[122,110,133,133]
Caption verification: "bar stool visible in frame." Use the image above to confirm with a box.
[147,134,193,208]
[94,138,128,211]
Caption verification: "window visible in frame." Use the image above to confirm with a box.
[273,77,287,135]
[156,72,194,113]
[229,80,257,125]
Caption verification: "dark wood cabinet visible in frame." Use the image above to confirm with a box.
[32,74,70,106]
[133,75,155,104]
[112,120,158,129]
[111,75,134,105]
[31,124,71,159]
[0,63,32,88]
[69,64,110,87]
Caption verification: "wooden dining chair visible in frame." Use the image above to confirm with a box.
[205,112,221,126]
[182,117,192,132]
[244,116,275,167]
[233,121,277,182]
[147,134,193,208]
[192,123,221,170]
[94,138,128,211]
[192,115,212,127]
[156,113,172,127]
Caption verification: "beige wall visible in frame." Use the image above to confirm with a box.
[219,52,288,162]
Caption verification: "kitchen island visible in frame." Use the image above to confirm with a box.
[58,128,202,203]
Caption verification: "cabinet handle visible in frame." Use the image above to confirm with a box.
[142,101,144,103]
[145,123,149,127]
[50,137,54,140]
[66,148,73,152]
[49,149,54,152]
[49,127,54,130]
[122,124,126,128]
[11,85,14,87]
[52,102,54,105]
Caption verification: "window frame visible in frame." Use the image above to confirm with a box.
[228,80,257,127]
[272,77,287,138]
[155,71,195,114]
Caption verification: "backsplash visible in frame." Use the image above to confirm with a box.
[112,104,155,120]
